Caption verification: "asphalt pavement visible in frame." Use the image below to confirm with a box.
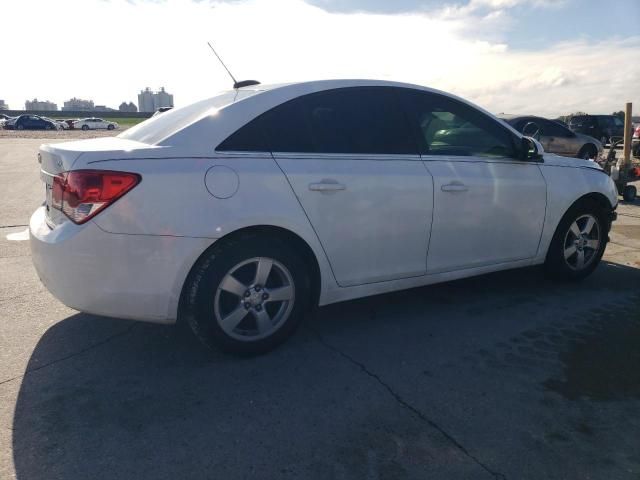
[1,137,640,479]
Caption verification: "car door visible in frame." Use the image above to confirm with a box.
[546,120,581,156]
[539,119,573,155]
[29,116,42,129]
[399,89,547,274]
[95,118,106,129]
[222,87,434,287]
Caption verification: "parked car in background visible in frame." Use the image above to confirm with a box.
[568,114,625,145]
[30,80,618,354]
[500,115,602,159]
[41,117,65,130]
[4,114,58,130]
[0,114,12,128]
[633,124,640,157]
[64,118,80,129]
[73,118,118,130]
[52,118,70,130]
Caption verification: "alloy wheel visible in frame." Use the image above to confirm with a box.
[563,214,601,270]
[214,257,295,341]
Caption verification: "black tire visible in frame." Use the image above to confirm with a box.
[623,185,637,202]
[577,144,597,159]
[544,199,609,281]
[107,124,115,130]
[81,125,89,131]
[183,234,311,355]
[16,124,24,130]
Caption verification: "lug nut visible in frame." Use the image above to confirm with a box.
[244,302,251,310]
[255,304,262,311]
[244,291,251,298]
[254,285,262,292]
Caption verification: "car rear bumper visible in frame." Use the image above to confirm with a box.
[29,207,214,324]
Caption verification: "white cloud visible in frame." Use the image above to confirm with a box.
[2,0,638,117]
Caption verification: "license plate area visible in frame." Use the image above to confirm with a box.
[41,171,62,226]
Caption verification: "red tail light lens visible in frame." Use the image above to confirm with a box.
[52,170,141,224]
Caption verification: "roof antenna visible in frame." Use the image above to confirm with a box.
[207,42,260,90]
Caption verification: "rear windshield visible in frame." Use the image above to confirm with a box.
[119,89,259,145]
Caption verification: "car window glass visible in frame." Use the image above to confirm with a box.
[218,87,416,154]
[400,90,515,158]
[540,120,568,137]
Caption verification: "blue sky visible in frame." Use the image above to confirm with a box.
[307,0,640,48]
[3,0,639,116]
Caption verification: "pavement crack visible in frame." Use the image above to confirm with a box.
[311,327,507,480]
[0,324,137,386]
[0,224,28,229]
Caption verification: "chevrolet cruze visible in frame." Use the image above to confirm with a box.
[30,80,618,354]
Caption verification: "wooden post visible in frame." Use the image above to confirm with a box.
[622,102,632,170]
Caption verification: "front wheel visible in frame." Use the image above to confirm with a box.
[184,235,310,355]
[81,125,89,131]
[107,124,115,130]
[544,199,608,281]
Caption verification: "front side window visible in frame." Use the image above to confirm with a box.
[399,90,516,159]
[540,120,570,137]
[218,87,417,155]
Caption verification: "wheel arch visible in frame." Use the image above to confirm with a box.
[177,224,322,324]
[577,143,597,158]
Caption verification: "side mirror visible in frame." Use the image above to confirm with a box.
[520,137,543,161]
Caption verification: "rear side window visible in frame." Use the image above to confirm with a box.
[399,90,516,158]
[218,87,417,155]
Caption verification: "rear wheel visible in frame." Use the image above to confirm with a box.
[107,124,115,130]
[544,199,608,281]
[81,125,89,131]
[184,235,310,355]
[16,124,24,130]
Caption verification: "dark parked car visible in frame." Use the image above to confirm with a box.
[500,115,602,159]
[568,114,625,145]
[4,114,58,130]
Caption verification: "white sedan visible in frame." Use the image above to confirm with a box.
[73,117,118,131]
[30,80,618,354]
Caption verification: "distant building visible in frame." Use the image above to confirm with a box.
[0,99,8,110]
[138,87,173,113]
[119,101,137,113]
[94,105,116,112]
[62,98,95,111]
[25,98,57,111]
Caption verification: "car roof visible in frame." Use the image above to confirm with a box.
[122,79,522,151]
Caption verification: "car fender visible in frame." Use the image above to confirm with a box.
[88,153,339,307]
[536,156,617,262]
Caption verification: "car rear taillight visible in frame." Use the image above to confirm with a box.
[51,170,141,224]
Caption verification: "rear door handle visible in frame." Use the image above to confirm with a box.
[309,180,346,192]
[441,182,468,192]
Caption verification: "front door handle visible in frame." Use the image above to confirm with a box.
[309,180,346,192]
[441,182,468,193]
